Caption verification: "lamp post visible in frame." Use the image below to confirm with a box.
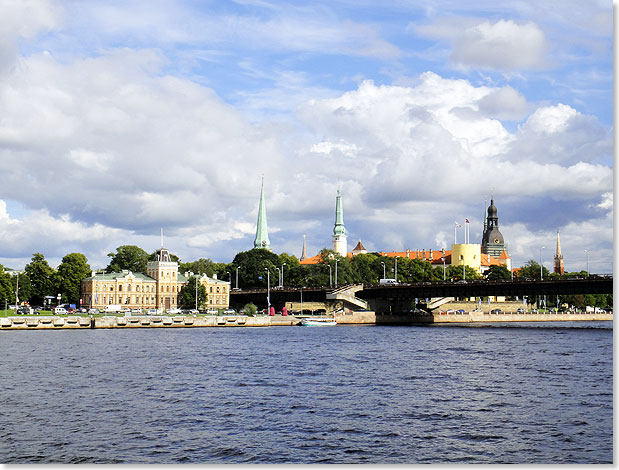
[381,261,386,280]
[195,274,198,311]
[264,268,270,313]
[328,264,332,287]
[280,263,286,287]
[395,256,399,283]
[539,246,545,280]
[584,250,590,276]
[442,249,446,281]
[276,267,281,289]
[335,259,339,287]
[235,266,239,289]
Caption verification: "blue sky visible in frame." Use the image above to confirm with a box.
[0,0,613,274]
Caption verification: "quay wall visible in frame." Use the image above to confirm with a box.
[0,311,611,330]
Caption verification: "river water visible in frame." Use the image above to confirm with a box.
[0,322,612,464]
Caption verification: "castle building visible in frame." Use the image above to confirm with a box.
[332,186,347,257]
[481,198,505,258]
[554,231,565,274]
[254,176,270,250]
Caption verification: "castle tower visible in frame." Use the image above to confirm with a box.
[481,198,505,258]
[300,235,308,261]
[332,186,347,257]
[554,231,565,274]
[253,176,270,250]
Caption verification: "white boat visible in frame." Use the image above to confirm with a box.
[300,317,337,326]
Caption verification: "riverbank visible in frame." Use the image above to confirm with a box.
[0,309,612,330]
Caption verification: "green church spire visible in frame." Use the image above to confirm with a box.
[254,176,270,250]
[332,185,347,256]
[333,186,345,236]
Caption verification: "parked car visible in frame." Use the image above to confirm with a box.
[167,308,181,314]
[456,309,465,314]
[223,308,236,314]
[517,308,525,313]
[88,308,99,314]
[54,307,67,315]
[490,308,502,314]
[207,309,218,315]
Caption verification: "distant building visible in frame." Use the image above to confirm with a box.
[81,247,230,311]
[352,240,367,255]
[554,231,565,274]
[481,198,506,258]
[300,235,308,261]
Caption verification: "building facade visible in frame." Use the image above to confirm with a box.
[81,248,230,311]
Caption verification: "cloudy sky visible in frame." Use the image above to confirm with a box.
[0,0,613,274]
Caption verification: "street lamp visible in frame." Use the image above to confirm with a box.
[235,266,239,290]
[395,256,400,283]
[539,246,545,280]
[584,250,590,276]
[276,267,281,288]
[381,261,386,279]
[335,259,339,287]
[264,268,270,313]
[194,274,199,311]
[281,263,286,287]
[442,248,446,281]
[328,264,332,287]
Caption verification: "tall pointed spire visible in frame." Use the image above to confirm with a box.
[554,230,564,274]
[254,175,270,250]
[332,185,347,256]
[300,235,308,261]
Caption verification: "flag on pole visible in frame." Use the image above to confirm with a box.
[465,219,469,223]
[455,222,462,227]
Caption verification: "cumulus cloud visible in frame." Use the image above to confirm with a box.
[0,0,60,74]
[415,18,548,71]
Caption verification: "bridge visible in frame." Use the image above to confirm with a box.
[229,277,613,312]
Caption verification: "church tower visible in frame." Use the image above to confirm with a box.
[554,231,565,274]
[481,198,505,258]
[300,235,308,261]
[332,186,347,257]
[253,176,270,250]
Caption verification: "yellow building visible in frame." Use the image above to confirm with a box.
[81,248,230,312]
[196,273,230,310]
[450,244,482,274]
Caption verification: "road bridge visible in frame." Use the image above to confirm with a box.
[229,277,613,312]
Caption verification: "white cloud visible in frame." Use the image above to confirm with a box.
[415,18,548,71]
[0,0,60,74]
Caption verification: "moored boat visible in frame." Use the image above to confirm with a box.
[300,317,337,326]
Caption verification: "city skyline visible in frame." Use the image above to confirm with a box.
[0,0,612,274]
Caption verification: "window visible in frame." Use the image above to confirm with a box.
[119,285,123,292]
[216,287,220,293]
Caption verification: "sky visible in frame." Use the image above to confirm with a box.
[0,0,614,274]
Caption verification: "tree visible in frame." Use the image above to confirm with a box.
[179,258,218,277]
[485,265,511,280]
[231,249,281,289]
[0,265,14,306]
[350,253,379,283]
[107,245,149,274]
[57,253,91,305]
[516,260,550,280]
[149,250,179,262]
[444,264,481,281]
[178,276,207,309]
[25,253,55,306]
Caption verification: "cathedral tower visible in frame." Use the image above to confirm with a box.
[332,186,347,257]
[254,176,270,250]
[481,198,505,258]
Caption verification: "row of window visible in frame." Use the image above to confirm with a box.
[92,283,184,293]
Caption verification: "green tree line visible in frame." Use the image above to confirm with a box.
[1,246,611,310]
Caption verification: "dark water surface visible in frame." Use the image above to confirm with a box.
[0,322,612,464]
